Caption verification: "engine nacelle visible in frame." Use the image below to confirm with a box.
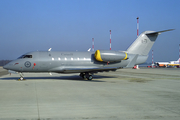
[94,50,128,62]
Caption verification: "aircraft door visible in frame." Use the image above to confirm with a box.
[38,52,51,71]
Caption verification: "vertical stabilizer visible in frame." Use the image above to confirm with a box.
[177,58,180,61]
[177,58,180,64]
[127,29,174,55]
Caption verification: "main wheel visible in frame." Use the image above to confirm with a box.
[87,75,93,80]
[79,73,84,78]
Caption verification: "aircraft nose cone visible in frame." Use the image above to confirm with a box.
[3,62,14,70]
[3,64,9,70]
[3,61,20,71]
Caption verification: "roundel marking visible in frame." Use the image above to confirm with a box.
[24,61,31,68]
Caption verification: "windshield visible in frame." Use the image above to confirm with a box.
[18,55,32,59]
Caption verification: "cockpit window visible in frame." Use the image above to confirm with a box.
[18,55,32,59]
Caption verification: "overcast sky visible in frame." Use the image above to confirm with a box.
[0,0,179,62]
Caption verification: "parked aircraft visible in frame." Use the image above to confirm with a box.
[154,62,169,67]
[3,29,174,80]
[155,58,180,67]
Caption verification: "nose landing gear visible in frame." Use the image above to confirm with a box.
[18,72,25,81]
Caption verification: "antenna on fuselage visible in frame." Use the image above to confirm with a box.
[88,48,91,52]
[48,48,52,51]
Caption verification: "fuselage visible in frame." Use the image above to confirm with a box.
[3,51,148,74]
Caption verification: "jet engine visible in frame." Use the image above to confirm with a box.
[94,50,128,62]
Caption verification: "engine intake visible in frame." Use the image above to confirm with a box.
[94,50,128,62]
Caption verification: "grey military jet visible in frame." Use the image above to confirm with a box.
[3,29,173,80]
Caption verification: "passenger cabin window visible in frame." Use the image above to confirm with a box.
[18,55,32,59]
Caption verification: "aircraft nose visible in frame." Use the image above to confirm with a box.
[3,63,10,70]
[3,61,20,71]
[3,62,15,70]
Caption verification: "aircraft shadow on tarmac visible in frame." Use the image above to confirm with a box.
[0,75,115,82]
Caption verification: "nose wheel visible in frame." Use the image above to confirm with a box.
[18,73,25,81]
[80,72,93,80]
[19,77,24,81]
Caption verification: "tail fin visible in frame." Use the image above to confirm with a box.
[127,29,174,55]
[177,58,180,62]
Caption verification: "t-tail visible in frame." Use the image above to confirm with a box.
[125,29,174,66]
[127,29,174,55]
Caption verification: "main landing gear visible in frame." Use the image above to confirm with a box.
[79,72,93,80]
[18,72,25,81]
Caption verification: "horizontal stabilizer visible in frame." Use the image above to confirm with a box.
[146,29,174,35]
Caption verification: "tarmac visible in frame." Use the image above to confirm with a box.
[0,66,180,120]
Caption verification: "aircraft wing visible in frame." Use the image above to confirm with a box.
[50,66,118,73]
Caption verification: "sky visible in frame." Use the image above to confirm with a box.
[0,0,180,63]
